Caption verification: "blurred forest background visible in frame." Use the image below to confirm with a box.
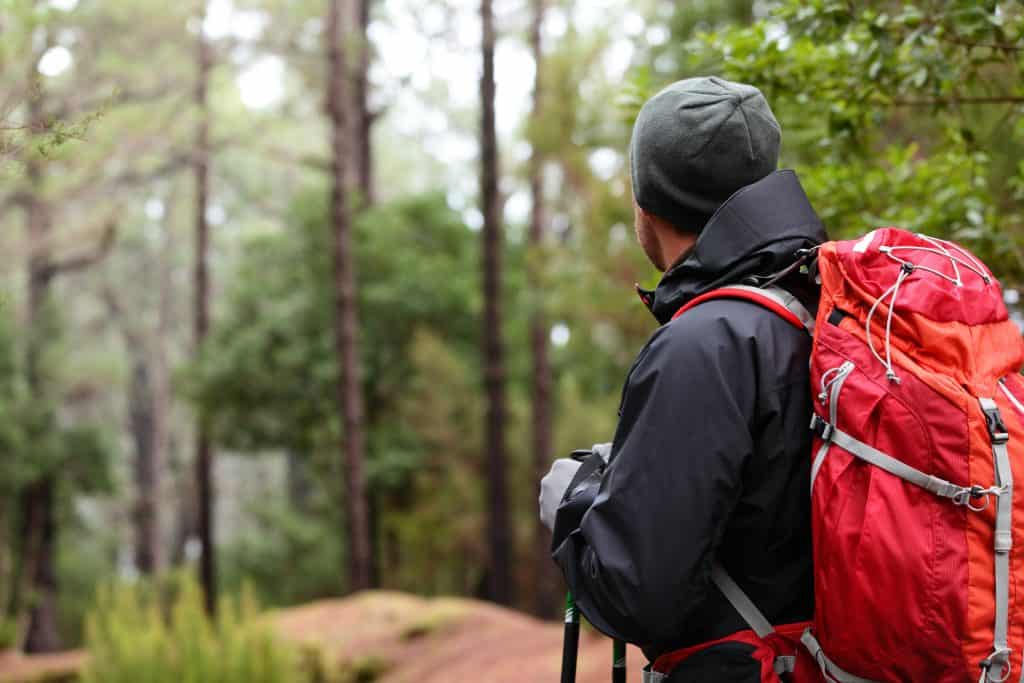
[1,0,1024,679]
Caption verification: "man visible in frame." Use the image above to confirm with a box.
[539,77,826,680]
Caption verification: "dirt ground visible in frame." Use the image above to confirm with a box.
[0,590,647,682]
[0,649,85,683]
[274,591,647,682]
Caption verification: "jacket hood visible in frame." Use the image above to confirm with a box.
[638,169,826,324]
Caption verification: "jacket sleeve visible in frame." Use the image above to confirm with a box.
[551,306,759,649]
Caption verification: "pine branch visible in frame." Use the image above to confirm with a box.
[43,216,118,278]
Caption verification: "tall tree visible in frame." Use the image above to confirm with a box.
[194,0,217,615]
[103,287,167,576]
[528,0,555,617]
[18,49,62,651]
[102,200,174,577]
[15,41,119,654]
[352,0,374,205]
[4,1,199,647]
[326,0,372,592]
[479,0,511,605]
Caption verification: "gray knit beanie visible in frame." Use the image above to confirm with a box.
[629,76,781,233]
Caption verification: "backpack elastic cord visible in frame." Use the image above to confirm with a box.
[863,233,994,384]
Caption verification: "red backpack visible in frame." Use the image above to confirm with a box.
[647,228,1024,683]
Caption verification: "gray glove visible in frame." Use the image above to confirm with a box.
[591,442,612,464]
[539,458,580,532]
[538,443,612,532]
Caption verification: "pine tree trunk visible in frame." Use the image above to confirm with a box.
[480,0,512,606]
[326,0,372,592]
[129,359,159,574]
[147,206,173,572]
[19,223,62,653]
[354,0,373,205]
[528,0,557,618]
[352,0,378,586]
[18,479,59,653]
[194,0,217,615]
[20,199,60,648]
[19,45,62,652]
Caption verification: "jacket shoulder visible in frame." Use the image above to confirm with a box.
[658,297,803,347]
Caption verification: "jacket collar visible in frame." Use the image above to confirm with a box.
[638,170,826,325]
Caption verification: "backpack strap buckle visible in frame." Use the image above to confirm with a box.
[982,402,1009,444]
[810,414,834,441]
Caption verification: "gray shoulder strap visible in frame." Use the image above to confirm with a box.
[726,284,815,335]
[710,561,773,638]
[979,395,1013,683]
[801,629,882,683]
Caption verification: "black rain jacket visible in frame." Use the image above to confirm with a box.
[552,170,827,678]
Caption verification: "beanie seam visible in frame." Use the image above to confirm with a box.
[686,98,742,160]
[743,104,782,132]
[737,103,755,160]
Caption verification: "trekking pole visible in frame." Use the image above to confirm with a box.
[560,591,580,683]
[612,639,626,683]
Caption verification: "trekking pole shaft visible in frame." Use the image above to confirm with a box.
[612,639,626,683]
[561,591,580,683]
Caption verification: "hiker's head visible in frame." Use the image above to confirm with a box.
[629,76,781,271]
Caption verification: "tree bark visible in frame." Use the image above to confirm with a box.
[18,480,59,653]
[129,360,159,573]
[19,217,61,653]
[194,0,217,615]
[326,0,373,592]
[103,273,166,577]
[528,0,557,618]
[150,202,173,571]
[18,38,62,652]
[353,0,374,205]
[479,0,512,606]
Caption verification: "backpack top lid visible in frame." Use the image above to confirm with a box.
[819,227,1024,384]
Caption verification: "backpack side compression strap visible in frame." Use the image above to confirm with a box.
[671,285,814,335]
[709,561,773,638]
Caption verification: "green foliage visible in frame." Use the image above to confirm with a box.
[55,514,120,649]
[334,656,390,683]
[383,329,485,594]
[220,501,344,608]
[188,192,492,596]
[619,0,1024,284]
[0,301,113,491]
[0,616,17,650]
[298,649,391,683]
[398,600,464,641]
[16,0,1024,646]
[82,573,305,683]
[187,192,479,459]
[0,304,114,627]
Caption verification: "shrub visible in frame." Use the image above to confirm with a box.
[81,573,307,683]
[0,616,17,650]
